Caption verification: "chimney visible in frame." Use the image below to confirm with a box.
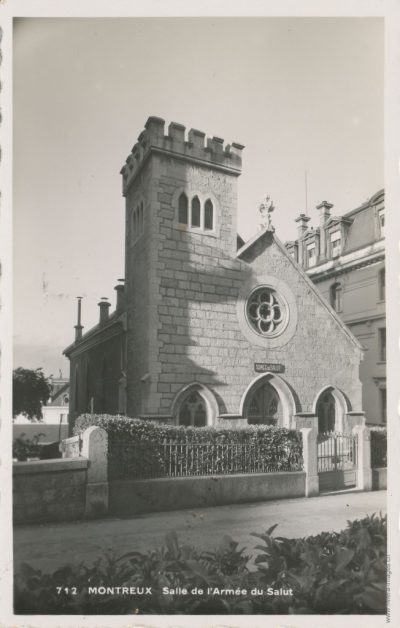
[114,278,125,313]
[74,296,83,341]
[294,214,311,267]
[295,213,311,238]
[98,297,111,324]
[316,201,333,261]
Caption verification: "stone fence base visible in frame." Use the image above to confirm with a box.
[13,426,108,525]
[109,471,306,517]
[13,425,384,524]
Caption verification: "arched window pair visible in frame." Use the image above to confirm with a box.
[178,193,214,232]
[132,201,144,243]
[330,282,342,313]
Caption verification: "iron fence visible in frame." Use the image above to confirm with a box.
[317,431,358,473]
[126,440,303,479]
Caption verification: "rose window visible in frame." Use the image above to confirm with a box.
[246,287,288,337]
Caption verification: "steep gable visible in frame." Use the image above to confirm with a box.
[237,227,363,353]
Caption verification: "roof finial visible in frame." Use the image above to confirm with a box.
[259,195,275,231]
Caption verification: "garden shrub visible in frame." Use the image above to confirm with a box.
[13,433,45,462]
[73,414,303,480]
[14,513,387,615]
[370,428,387,468]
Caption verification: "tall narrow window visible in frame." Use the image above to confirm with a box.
[330,282,342,313]
[204,199,214,230]
[178,193,188,225]
[307,243,316,267]
[380,388,387,424]
[191,196,201,228]
[379,269,385,301]
[379,328,386,362]
[330,231,341,257]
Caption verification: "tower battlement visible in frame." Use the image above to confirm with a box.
[120,116,244,196]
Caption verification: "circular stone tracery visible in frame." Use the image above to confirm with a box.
[246,287,288,337]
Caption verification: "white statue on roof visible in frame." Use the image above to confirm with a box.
[259,195,275,231]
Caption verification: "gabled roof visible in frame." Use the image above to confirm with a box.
[237,227,363,351]
[63,310,125,358]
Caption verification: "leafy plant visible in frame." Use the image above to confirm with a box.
[14,513,387,615]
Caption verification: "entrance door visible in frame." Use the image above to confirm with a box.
[318,432,358,491]
[317,391,336,432]
[247,382,281,425]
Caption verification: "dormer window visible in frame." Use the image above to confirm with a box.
[307,243,316,268]
[378,209,385,238]
[330,231,341,257]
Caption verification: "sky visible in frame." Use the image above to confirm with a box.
[13,17,384,376]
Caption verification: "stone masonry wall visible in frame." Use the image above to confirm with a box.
[13,459,88,524]
[140,156,362,420]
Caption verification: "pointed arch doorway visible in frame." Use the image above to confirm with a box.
[317,390,336,433]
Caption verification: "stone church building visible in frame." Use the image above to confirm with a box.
[64,116,366,434]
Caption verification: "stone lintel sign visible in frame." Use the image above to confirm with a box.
[254,362,285,374]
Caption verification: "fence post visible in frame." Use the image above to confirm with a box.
[81,426,108,517]
[300,428,319,497]
[352,425,372,491]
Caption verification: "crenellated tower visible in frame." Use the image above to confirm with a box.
[120,116,244,418]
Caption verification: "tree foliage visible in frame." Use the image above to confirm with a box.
[13,367,52,420]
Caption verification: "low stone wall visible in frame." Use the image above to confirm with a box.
[372,467,387,490]
[13,458,88,524]
[13,426,109,525]
[109,471,306,516]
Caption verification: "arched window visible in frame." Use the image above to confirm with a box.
[191,196,201,228]
[330,282,342,313]
[204,199,214,230]
[178,193,188,225]
[247,382,281,426]
[178,391,207,427]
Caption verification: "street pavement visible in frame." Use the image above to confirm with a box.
[14,489,386,574]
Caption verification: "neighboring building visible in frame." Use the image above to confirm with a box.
[64,116,366,435]
[285,190,385,425]
[42,374,70,425]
